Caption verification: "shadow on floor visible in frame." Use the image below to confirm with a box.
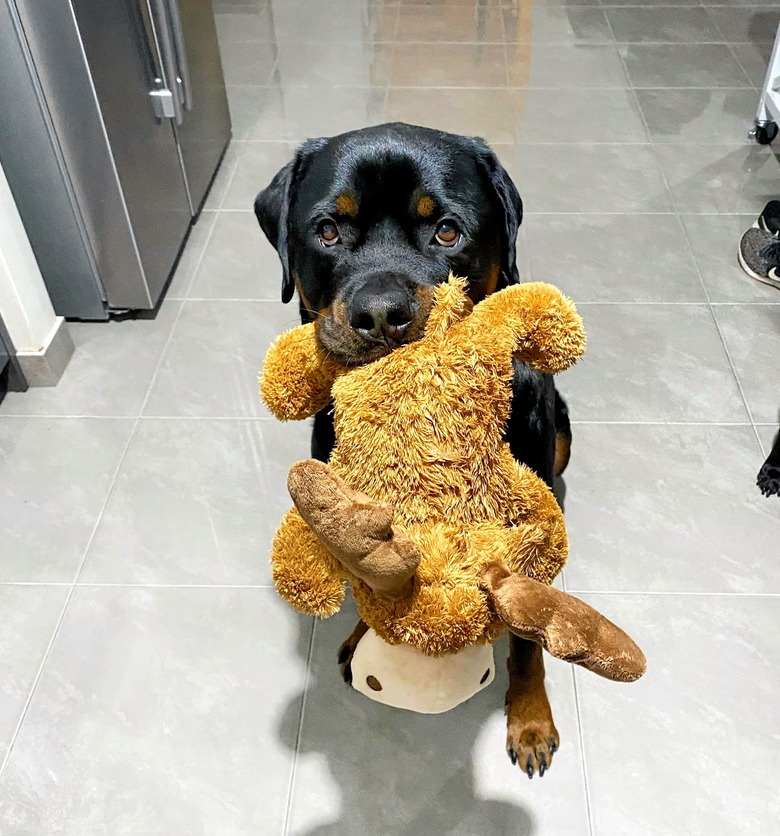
[279,609,536,836]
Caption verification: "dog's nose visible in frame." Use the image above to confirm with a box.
[349,279,416,344]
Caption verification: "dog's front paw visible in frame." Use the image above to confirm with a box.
[757,462,780,497]
[507,718,560,779]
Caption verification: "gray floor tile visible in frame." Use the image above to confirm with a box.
[524,214,705,302]
[166,212,218,300]
[507,43,629,87]
[274,41,394,87]
[81,418,310,585]
[0,586,69,759]
[0,418,133,582]
[606,7,723,43]
[143,300,295,418]
[705,6,780,43]
[555,303,748,421]
[757,422,779,458]
[287,608,590,836]
[576,594,780,835]
[516,144,673,213]
[680,213,780,303]
[701,0,780,7]
[390,43,508,86]
[225,84,265,140]
[188,211,281,300]
[201,141,243,211]
[271,0,398,43]
[621,43,752,87]
[655,144,780,214]
[215,6,275,42]
[636,88,759,144]
[221,141,295,211]
[397,1,505,41]
[563,425,779,593]
[714,303,780,424]
[240,85,386,141]
[730,40,774,87]
[0,587,311,836]
[502,5,612,43]
[0,305,180,418]
[385,87,517,144]
[515,87,648,143]
[599,0,701,6]
[218,39,276,85]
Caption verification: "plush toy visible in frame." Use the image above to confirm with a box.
[261,276,645,713]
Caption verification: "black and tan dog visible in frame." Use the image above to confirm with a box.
[255,123,573,779]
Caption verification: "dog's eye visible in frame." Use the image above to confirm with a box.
[434,221,461,247]
[318,221,340,247]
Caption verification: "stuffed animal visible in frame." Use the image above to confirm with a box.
[261,276,646,713]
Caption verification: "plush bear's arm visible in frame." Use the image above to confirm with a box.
[260,324,343,421]
[465,283,586,375]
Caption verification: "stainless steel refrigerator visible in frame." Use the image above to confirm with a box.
[0,0,231,319]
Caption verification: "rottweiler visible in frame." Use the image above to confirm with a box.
[255,123,572,779]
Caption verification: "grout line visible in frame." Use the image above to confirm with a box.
[566,590,780,597]
[571,667,595,836]
[282,618,317,836]
[0,420,138,779]
[4,581,779,596]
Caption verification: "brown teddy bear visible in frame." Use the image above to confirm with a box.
[261,276,645,714]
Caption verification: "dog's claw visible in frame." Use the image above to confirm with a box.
[549,737,557,755]
[509,747,517,766]
[539,753,547,777]
[526,755,534,779]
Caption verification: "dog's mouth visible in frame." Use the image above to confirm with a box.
[314,287,437,367]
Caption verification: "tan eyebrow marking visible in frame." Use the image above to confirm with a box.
[416,195,435,218]
[335,193,359,217]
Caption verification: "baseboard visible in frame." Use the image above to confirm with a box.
[16,316,75,387]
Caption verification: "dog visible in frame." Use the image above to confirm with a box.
[255,123,572,779]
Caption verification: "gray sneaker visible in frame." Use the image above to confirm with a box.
[738,228,780,290]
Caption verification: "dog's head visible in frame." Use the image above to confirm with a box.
[254,123,522,366]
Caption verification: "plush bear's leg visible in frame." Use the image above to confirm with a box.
[272,508,346,617]
[506,635,559,779]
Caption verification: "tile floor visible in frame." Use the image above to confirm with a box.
[2,0,780,833]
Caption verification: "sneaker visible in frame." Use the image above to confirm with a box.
[754,200,780,235]
[738,228,780,290]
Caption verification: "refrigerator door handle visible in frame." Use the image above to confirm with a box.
[147,0,184,125]
[165,0,193,112]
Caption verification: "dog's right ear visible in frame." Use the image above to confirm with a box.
[254,138,328,303]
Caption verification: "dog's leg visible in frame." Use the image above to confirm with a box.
[506,633,559,779]
[337,619,369,684]
[757,429,780,497]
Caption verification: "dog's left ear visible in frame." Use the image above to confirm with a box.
[254,137,328,303]
[470,138,523,287]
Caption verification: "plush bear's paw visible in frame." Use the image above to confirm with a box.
[507,718,559,779]
[757,462,780,497]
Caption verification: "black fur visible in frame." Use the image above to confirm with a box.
[254,123,567,487]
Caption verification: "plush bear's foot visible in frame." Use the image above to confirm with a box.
[757,461,780,497]
[288,460,420,601]
[337,619,369,685]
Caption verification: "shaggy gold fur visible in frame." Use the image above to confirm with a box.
[261,276,645,681]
